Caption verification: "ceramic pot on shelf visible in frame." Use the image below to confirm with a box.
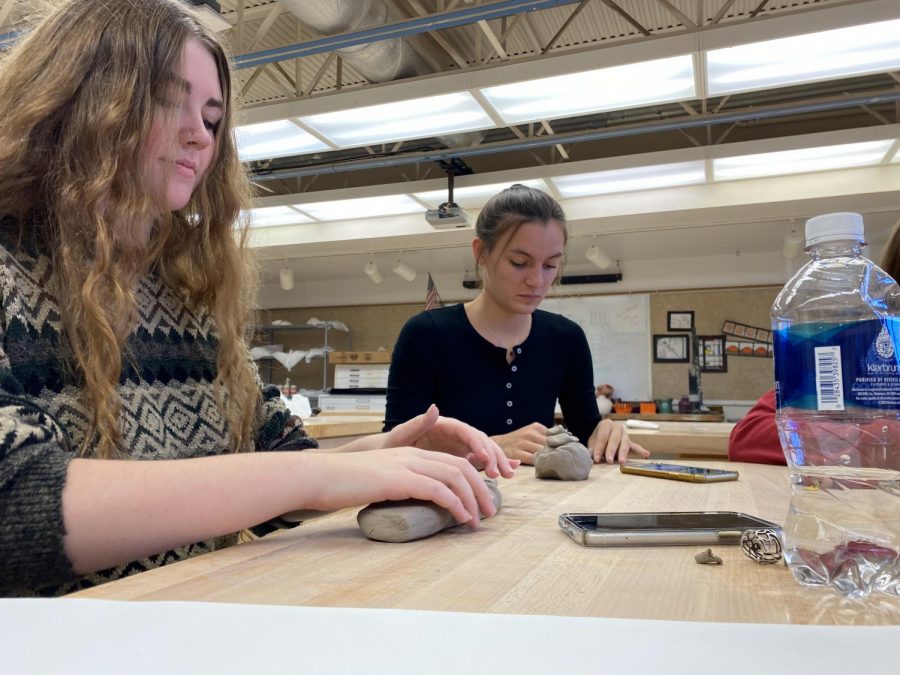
[613,402,631,416]
[655,398,673,414]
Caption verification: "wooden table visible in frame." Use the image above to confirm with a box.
[626,421,734,459]
[609,412,725,422]
[71,462,900,625]
[302,416,732,457]
[301,414,384,448]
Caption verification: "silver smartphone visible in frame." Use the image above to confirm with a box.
[558,511,779,547]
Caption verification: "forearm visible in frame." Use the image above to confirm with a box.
[62,453,320,574]
[308,433,387,453]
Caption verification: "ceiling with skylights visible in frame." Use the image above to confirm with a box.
[213,0,900,199]
[3,0,899,300]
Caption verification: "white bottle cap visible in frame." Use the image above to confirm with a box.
[805,212,864,247]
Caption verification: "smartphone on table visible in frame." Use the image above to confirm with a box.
[620,461,739,483]
[558,511,779,546]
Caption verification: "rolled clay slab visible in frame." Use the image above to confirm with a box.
[534,440,592,481]
[357,478,502,543]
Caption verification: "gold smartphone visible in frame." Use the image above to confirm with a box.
[620,461,739,483]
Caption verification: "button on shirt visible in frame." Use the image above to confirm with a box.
[383,304,601,444]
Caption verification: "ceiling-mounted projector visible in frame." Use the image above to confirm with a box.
[425,203,470,230]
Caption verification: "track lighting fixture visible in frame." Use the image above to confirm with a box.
[392,253,417,282]
[364,254,383,284]
[279,266,295,291]
[585,240,612,270]
[782,228,804,259]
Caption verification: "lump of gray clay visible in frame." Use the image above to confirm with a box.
[357,478,502,543]
[546,431,579,448]
[534,441,592,480]
[546,424,567,435]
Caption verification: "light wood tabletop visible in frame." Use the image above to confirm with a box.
[609,412,725,422]
[626,421,734,458]
[301,415,733,457]
[300,414,384,440]
[70,462,900,624]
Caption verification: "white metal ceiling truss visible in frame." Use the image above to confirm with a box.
[210,0,849,106]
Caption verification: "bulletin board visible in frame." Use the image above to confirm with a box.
[543,294,651,401]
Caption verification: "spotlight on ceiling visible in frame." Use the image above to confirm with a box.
[782,228,804,259]
[585,241,612,270]
[279,267,295,291]
[364,254,384,284]
[392,253,418,282]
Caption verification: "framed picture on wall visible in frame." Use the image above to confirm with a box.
[653,334,690,363]
[698,335,727,373]
[667,311,694,331]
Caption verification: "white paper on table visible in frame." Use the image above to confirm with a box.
[2,599,897,675]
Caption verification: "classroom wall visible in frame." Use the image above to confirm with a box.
[649,286,780,403]
[258,285,781,401]
[257,304,420,391]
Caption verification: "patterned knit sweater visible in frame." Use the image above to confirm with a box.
[0,216,316,596]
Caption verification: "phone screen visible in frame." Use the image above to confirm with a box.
[566,512,773,531]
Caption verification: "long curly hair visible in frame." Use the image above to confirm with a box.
[0,0,260,457]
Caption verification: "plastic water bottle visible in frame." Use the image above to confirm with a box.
[772,212,900,598]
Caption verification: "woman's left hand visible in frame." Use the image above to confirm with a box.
[588,419,651,464]
[384,404,519,479]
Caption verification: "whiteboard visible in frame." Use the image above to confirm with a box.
[543,294,651,401]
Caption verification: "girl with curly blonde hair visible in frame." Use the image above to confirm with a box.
[0,0,513,597]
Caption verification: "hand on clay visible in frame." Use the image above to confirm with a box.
[383,404,518,479]
[490,422,550,465]
[303,447,497,529]
[588,418,651,464]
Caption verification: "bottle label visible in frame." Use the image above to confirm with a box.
[774,318,900,411]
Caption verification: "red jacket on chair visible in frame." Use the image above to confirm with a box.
[727,389,785,465]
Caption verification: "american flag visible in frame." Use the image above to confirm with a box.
[425,272,443,310]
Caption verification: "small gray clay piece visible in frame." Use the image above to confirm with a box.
[694,548,723,565]
[546,425,567,435]
[357,478,502,543]
[534,441,592,480]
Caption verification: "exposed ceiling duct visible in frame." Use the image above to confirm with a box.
[279,0,485,149]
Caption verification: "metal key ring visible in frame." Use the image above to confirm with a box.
[740,528,784,565]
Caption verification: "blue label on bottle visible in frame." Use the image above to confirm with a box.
[774,317,900,411]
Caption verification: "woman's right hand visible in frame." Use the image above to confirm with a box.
[490,422,549,465]
[298,447,498,528]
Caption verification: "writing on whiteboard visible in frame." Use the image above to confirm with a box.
[544,294,651,401]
